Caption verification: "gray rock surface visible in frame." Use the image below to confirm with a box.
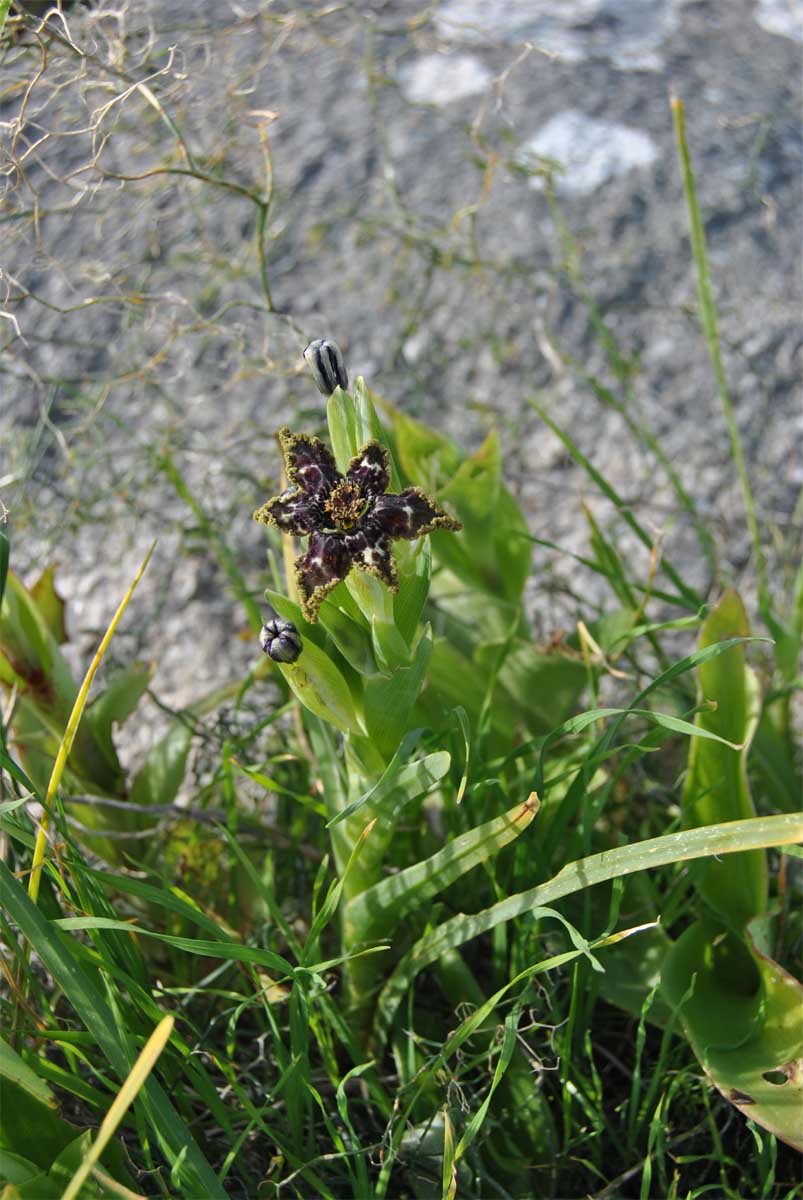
[1,0,801,752]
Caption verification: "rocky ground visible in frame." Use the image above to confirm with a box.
[2,0,801,760]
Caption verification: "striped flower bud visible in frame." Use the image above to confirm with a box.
[259,617,303,664]
[303,338,348,396]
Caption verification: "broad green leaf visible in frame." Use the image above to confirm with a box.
[364,627,432,761]
[538,634,765,859]
[282,637,365,736]
[0,572,124,797]
[44,1130,130,1196]
[392,537,431,647]
[0,1150,44,1188]
[683,591,766,927]
[328,737,447,830]
[29,565,67,646]
[0,1038,56,1110]
[476,639,588,733]
[492,485,531,603]
[424,637,518,738]
[370,616,411,673]
[662,916,803,1150]
[0,570,53,679]
[438,430,501,528]
[0,1075,78,1177]
[86,661,153,739]
[268,585,376,681]
[752,711,802,813]
[372,812,803,1048]
[378,402,462,493]
[327,385,360,470]
[345,794,539,944]
[0,859,225,1198]
[353,379,401,491]
[318,601,377,677]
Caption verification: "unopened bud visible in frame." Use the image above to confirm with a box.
[303,338,348,396]
[259,617,303,664]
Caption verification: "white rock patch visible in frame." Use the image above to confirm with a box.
[753,0,803,42]
[517,110,659,196]
[397,53,493,105]
[435,0,681,71]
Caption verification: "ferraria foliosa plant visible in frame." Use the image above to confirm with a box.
[251,341,803,1165]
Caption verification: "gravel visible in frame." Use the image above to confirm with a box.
[2,0,801,750]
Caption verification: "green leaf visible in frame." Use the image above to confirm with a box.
[54,917,298,975]
[370,616,411,673]
[329,742,449,833]
[87,661,153,734]
[372,812,803,1048]
[327,385,360,471]
[752,711,803,813]
[492,486,531,603]
[318,602,377,677]
[0,1074,77,1177]
[0,528,8,613]
[353,379,401,491]
[345,794,539,944]
[283,637,365,736]
[683,590,766,928]
[662,916,803,1150]
[0,860,226,1196]
[476,639,588,733]
[0,1038,56,1110]
[364,627,431,760]
[379,402,462,492]
[29,565,68,646]
[0,1150,45,1189]
[85,661,154,770]
[391,538,431,648]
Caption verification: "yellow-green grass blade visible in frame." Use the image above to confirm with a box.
[28,543,155,906]
[60,1015,174,1200]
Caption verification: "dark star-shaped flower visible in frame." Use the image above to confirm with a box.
[254,427,461,622]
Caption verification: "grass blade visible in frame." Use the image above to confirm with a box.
[671,94,768,603]
[28,542,155,906]
[529,400,704,610]
[0,858,226,1197]
[373,812,803,1047]
[60,1015,174,1200]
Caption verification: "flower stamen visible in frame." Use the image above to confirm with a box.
[325,481,366,530]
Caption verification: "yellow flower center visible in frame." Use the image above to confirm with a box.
[325,482,366,530]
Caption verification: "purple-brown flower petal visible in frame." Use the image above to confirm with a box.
[294,531,353,621]
[253,486,323,534]
[346,441,391,500]
[344,528,398,591]
[368,488,462,541]
[278,427,339,497]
